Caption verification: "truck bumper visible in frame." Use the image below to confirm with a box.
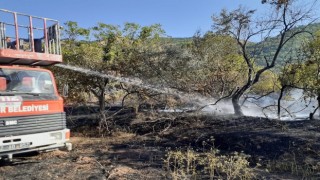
[0,129,71,159]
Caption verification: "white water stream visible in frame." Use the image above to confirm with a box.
[55,63,204,102]
[56,64,319,120]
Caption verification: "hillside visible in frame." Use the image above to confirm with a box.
[161,37,193,47]
[166,23,320,67]
[248,23,320,66]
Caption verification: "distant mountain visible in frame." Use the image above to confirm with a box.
[164,23,320,67]
[161,37,193,47]
[248,23,320,66]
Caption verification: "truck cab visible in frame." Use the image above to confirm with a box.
[0,9,71,160]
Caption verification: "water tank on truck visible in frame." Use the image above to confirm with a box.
[0,9,71,161]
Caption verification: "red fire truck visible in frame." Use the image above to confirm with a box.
[0,9,71,161]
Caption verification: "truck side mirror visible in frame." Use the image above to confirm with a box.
[62,84,68,97]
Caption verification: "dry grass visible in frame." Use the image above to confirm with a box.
[2,112,320,179]
[164,148,255,180]
[108,166,138,180]
[35,150,68,160]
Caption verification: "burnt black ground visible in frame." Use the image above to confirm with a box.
[1,109,320,179]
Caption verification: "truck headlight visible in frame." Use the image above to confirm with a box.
[50,132,62,140]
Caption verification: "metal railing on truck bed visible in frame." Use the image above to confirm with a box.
[0,9,62,66]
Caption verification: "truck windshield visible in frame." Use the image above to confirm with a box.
[0,68,55,95]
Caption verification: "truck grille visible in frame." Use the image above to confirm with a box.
[0,113,66,137]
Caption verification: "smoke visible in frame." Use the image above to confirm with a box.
[240,89,319,120]
[56,64,319,120]
[189,88,319,120]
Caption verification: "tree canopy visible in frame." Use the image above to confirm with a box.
[52,0,319,120]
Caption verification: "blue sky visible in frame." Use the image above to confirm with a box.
[0,0,305,38]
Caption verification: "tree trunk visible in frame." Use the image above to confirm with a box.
[277,86,286,119]
[317,94,320,118]
[98,89,108,135]
[99,91,106,120]
[90,78,110,135]
[232,95,244,116]
[309,95,319,120]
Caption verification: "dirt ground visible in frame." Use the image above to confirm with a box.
[1,108,320,180]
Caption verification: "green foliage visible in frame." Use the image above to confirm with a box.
[54,21,171,110]
[161,37,193,48]
[209,1,318,115]
[54,21,104,102]
[277,31,320,119]
[249,23,320,67]
[250,70,280,94]
[212,8,255,36]
[303,31,320,96]
[62,21,90,42]
[90,22,165,75]
[280,30,320,97]
[54,6,319,117]
[187,32,248,98]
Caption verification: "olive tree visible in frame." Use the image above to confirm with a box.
[304,31,320,119]
[189,32,247,98]
[279,31,320,119]
[54,21,168,134]
[212,0,317,115]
